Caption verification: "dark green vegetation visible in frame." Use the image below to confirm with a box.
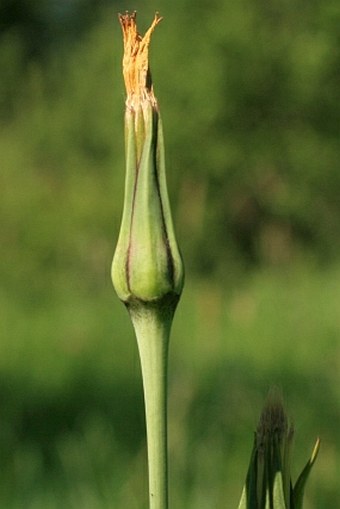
[1,0,339,507]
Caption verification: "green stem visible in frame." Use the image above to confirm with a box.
[129,301,175,509]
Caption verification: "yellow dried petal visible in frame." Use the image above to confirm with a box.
[118,11,162,109]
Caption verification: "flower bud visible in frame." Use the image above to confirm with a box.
[112,12,184,305]
[238,391,320,509]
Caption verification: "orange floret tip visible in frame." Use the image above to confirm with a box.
[118,11,163,108]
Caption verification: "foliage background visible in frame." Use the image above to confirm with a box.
[1,0,340,507]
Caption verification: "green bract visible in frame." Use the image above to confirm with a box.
[112,100,184,303]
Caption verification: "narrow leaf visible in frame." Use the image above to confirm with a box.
[272,472,287,509]
[237,486,249,509]
[237,436,258,509]
[293,438,320,509]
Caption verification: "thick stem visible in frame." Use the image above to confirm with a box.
[129,301,174,509]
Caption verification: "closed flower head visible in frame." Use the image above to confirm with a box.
[238,390,320,509]
[112,12,184,307]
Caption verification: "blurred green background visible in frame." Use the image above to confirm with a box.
[1,0,340,507]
